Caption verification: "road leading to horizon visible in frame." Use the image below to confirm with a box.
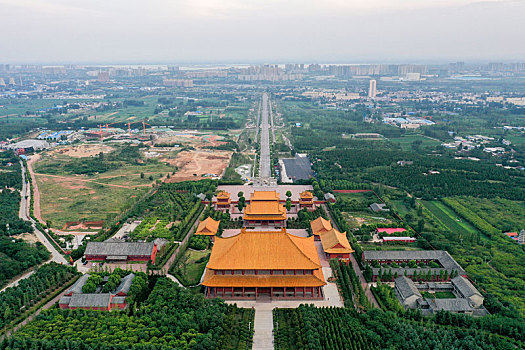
[259,93,272,178]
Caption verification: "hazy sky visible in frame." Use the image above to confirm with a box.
[0,0,524,64]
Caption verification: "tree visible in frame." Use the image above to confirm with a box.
[82,281,97,293]
[286,190,292,198]
[140,172,144,179]
[286,198,292,211]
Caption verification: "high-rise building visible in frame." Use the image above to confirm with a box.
[368,79,377,98]
[97,72,110,83]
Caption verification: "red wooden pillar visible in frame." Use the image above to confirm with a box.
[242,287,245,297]
[294,288,296,297]
[284,287,286,297]
[256,287,258,298]
[271,287,273,298]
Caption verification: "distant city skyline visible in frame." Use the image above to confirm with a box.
[0,0,524,63]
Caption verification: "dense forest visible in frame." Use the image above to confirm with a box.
[4,278,254,350]
[313,146,525,200]
[274,306,523,350]
[0,237,50,289]
[0,151,49,289]
[0,263,77,332]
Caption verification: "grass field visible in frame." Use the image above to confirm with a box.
[388,134,441,150]
[36,174,143,229]
[33,145,175,229]
[390,199,412,217]
[421,200,478,236]
[175,249,210,287]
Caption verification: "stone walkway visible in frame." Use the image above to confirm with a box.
[252,307,274,350]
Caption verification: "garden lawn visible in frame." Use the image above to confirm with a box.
[174,249,210,287]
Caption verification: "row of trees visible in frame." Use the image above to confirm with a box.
[330,260,371,310]
[0,263,77,332]
[273,306,522,350]
[6,278,254,349]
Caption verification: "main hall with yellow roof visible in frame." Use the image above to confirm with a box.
[202,228,326,299]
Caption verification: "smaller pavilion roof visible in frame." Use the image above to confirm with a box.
[196,217,220,235]
[217,191,230,199]
[310,217,332,236]
[319,228,354,254]
[300,191,313,199]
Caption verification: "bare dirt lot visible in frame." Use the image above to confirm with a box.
[50,144,115,158]
[154,130,227,148]
[164,150,232,182]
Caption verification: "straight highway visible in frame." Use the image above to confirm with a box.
[259,93,272,178]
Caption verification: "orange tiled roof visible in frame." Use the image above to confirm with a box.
[310,217,332,236]
[300,191,313,199]
[217,191,230,199]
[244,201,286,218]
[250,190,280,201]
[320,228,354,254]
[206,229,322,270]
[196,217,220,236]
[202,269,326,288]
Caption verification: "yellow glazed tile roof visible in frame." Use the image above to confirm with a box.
[206,229,322,270]
[320,228,354,254]
[310,217,332,236]
[202,269,326,287]
[300,191,314,199]
[196,217,220,235]
[217,191,230,199]
[250,190,280,201]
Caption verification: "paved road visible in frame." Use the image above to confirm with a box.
[269,98,275,144]
[2,162,67,292]
[259,93,271,178]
